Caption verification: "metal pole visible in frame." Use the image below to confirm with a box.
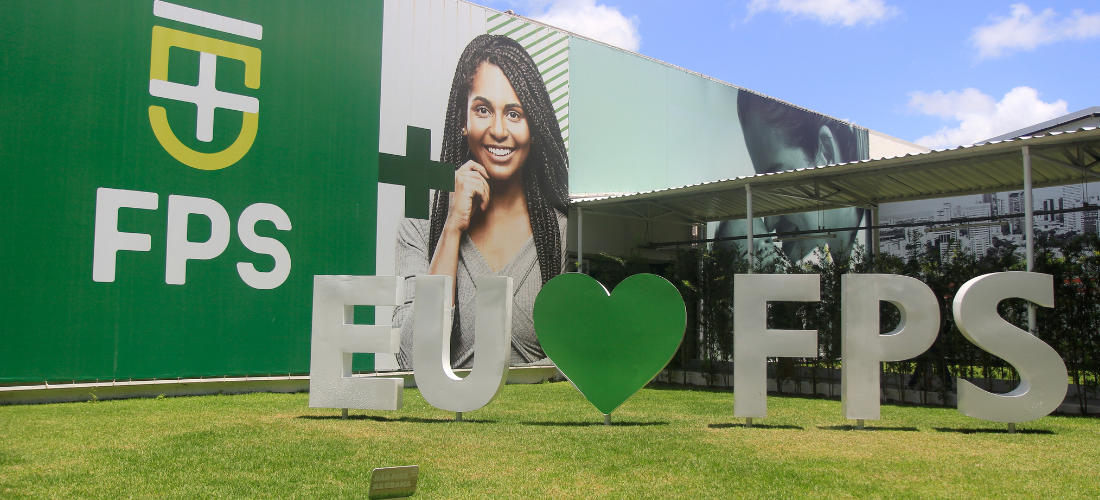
[697,223,705,358]
[604,414,611,426]
[577,208,584,274]
[871,208,880,257]
[863,208,873,256]
[746,184,754,274]
[1023,146,1036,334]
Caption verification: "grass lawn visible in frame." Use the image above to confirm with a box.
[1,381,1098,499]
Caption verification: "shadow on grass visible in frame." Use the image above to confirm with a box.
[645,382,843,400]
[521,420,669,427]
[934,427,1054,435]
[646,383,731,394]
[818,425,919,432]
[0,450,25,466]
[708,423,803,430]
[297,415,497,424]
[1049,410,1100,419]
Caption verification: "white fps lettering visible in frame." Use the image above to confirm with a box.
[735,272,1066,424]
[310,273,1066,424]
[92,187,291,289]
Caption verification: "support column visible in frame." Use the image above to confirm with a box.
[863,208,872,255]
[697,225,705,359]
[577,208,584,274]
[746,184,754,274]
[1023,146,1036,334]
[871,207,880,257]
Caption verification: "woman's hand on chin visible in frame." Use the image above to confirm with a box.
[446,160,491,234]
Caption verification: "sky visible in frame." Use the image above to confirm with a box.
[476,0,1100,149]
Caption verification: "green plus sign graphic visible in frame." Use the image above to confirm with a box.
[379,126,455,219]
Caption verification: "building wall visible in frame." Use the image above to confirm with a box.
[568,38,752,196]
[868,129,930,159]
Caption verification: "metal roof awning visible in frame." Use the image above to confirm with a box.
[571,127,1100,225]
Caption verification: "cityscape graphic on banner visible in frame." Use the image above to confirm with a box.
[879,182,1100,258]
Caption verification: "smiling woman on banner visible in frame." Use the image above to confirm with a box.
[393,35,569,370]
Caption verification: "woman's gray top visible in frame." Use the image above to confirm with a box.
[393,210,567,370]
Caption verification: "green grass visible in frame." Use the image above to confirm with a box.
[2,382,1099,499]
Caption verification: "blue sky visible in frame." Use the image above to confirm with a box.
[478,0,1100,149]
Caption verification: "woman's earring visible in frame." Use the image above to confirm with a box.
[462,127,467,136]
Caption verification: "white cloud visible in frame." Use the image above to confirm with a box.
[972,4,1100,59]
[529,0,641,52]
[908,86,1067,149]
[746,0,899,27]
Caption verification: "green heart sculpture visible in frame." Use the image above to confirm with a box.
[533,273,686,415]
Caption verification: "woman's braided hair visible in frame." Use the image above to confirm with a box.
[429,34,570,285]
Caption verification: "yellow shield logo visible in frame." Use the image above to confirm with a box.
[148,3,262,171]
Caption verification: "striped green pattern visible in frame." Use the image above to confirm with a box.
[487,13,569,150]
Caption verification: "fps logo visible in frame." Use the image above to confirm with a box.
[90,2,291,290]
[148,1,262,171]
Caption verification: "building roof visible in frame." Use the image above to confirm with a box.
[982,107,1100,143]
[572,127,1100,225]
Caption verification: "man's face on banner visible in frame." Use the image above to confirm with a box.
[742,115,861,260]
[465,62,531,182]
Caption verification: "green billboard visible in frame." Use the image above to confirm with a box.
[3,0,873,385]
[0,0,383,382]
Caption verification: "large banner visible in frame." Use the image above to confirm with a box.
[3,0,871,384]
[374,2,571,370]
[714,91,871,263]
[0,1,383,383]
[563,37,870,263]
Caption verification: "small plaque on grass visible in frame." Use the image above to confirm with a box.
[368,465,419,499]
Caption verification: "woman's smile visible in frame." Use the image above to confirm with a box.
[485,145,516,159]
